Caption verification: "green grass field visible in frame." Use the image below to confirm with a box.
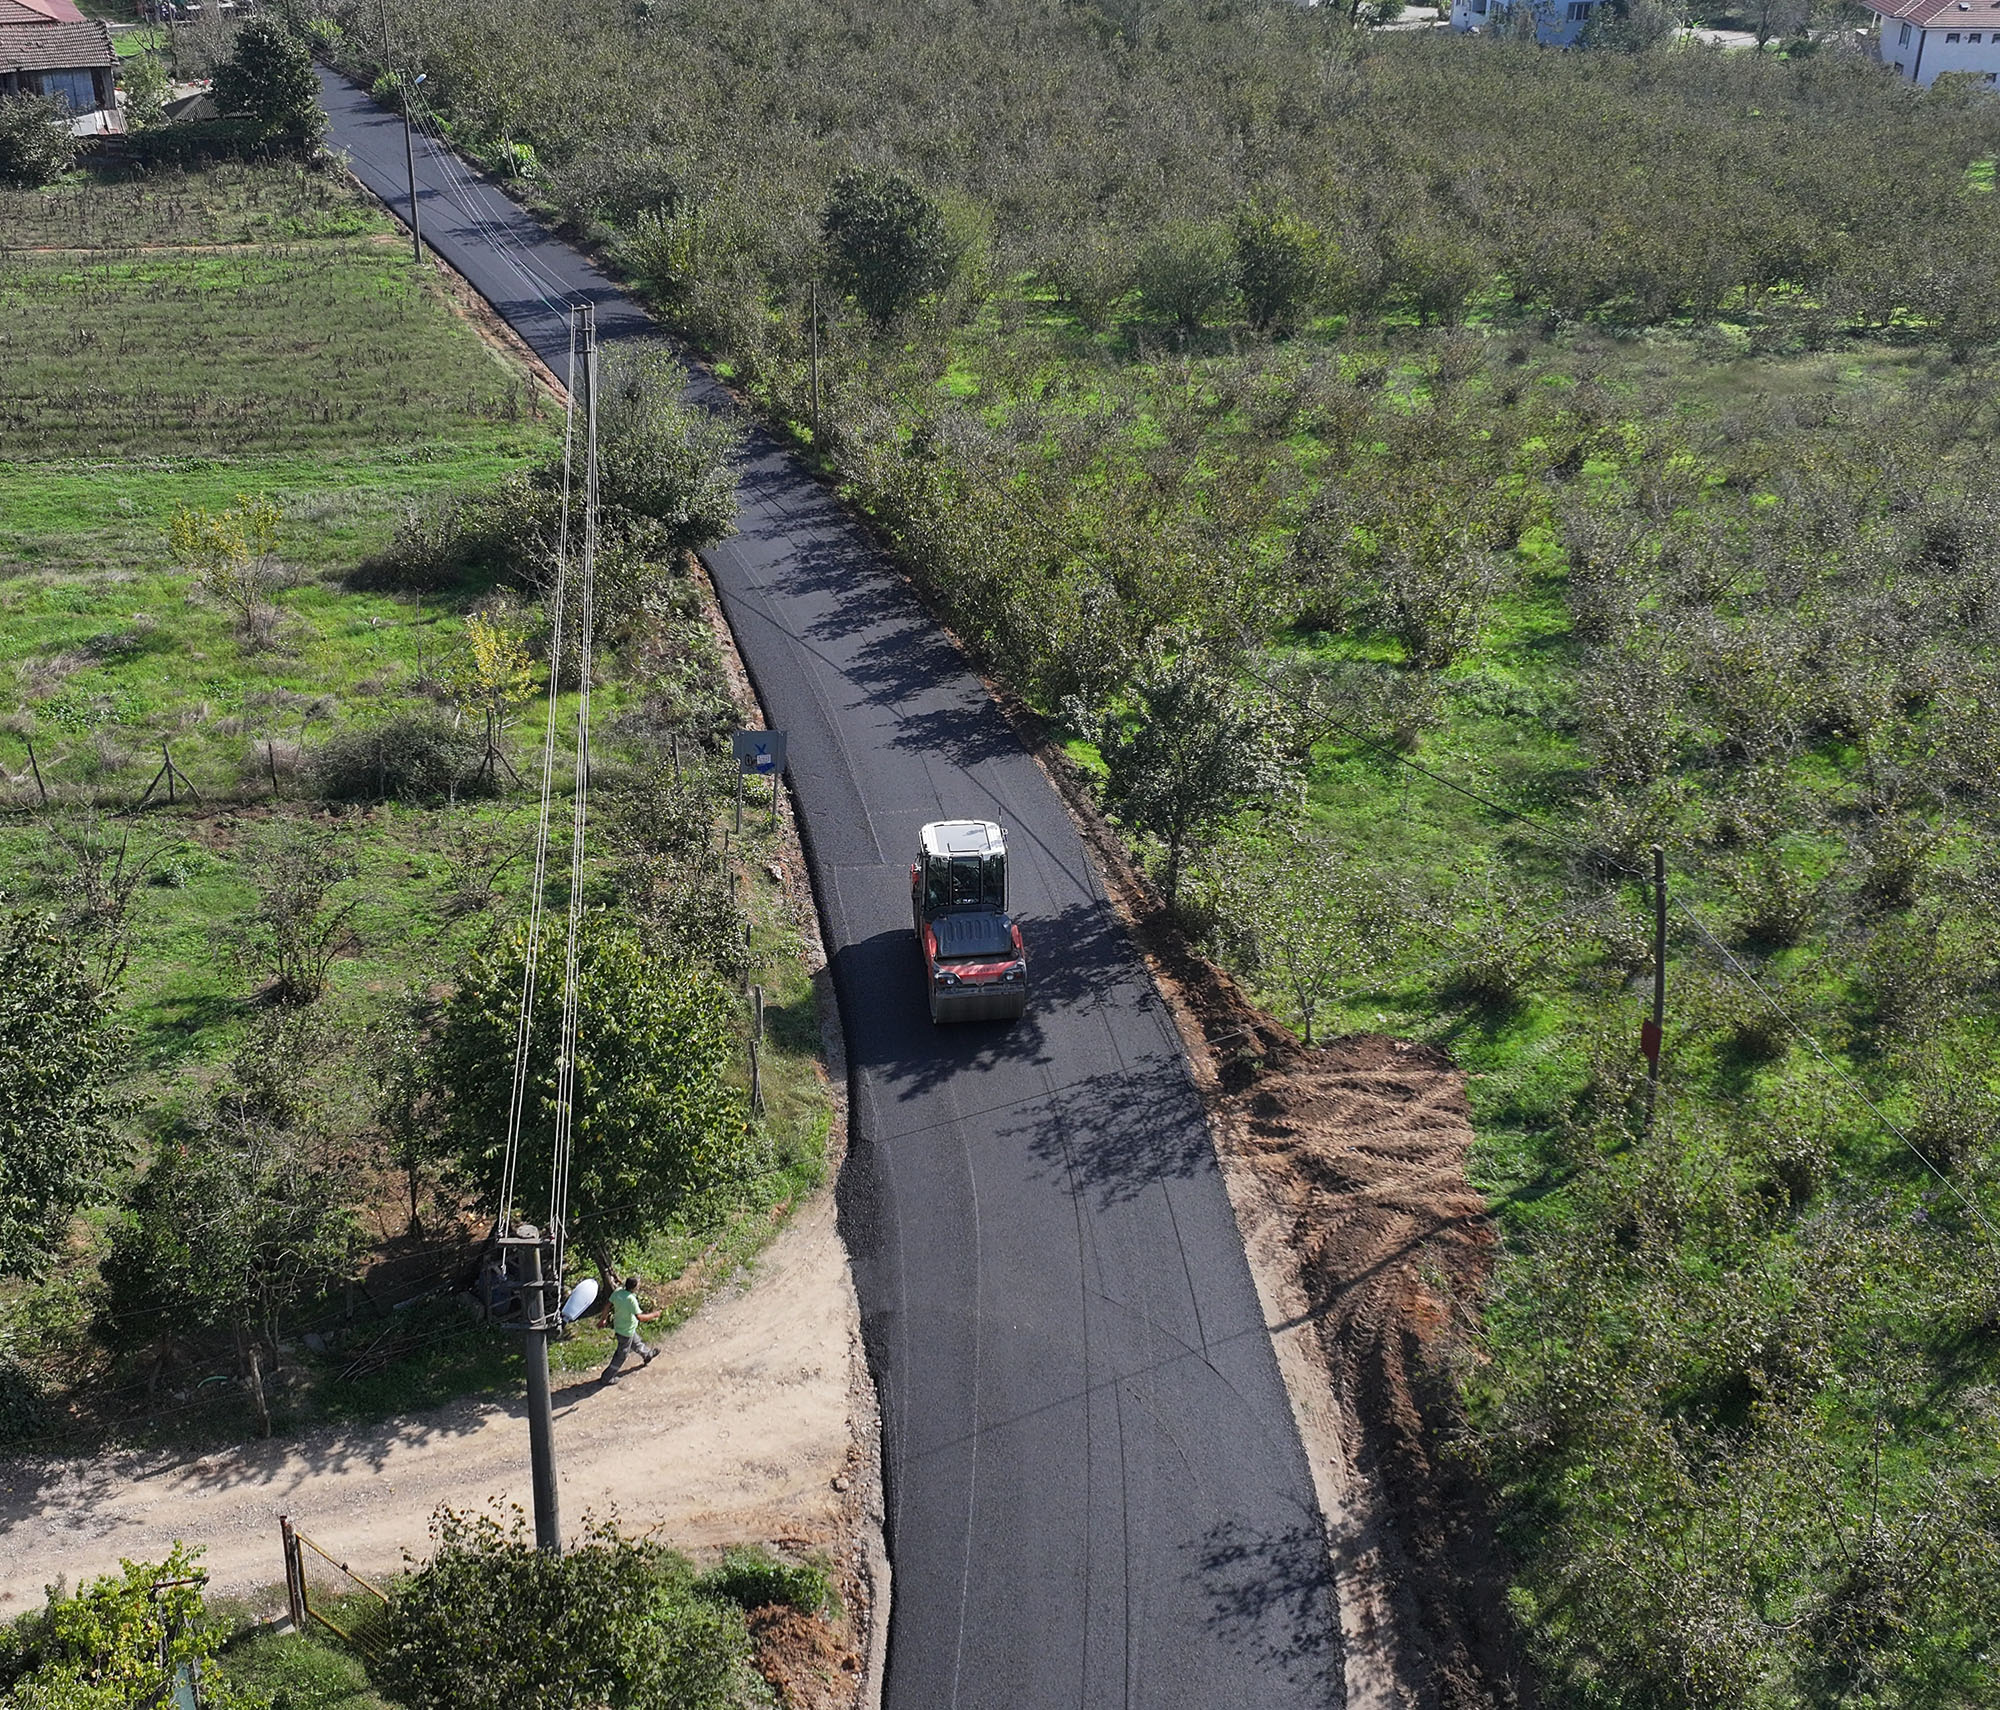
[0,161,833,1455]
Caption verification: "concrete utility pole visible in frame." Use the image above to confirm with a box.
[401,74,425,265]
[500,1226,562,1555]
[374,0,423,264]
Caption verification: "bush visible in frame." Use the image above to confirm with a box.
[382,1508,762,1710]
[307,711,489,803]
[0,94,77,190]
[1135,218,1237,331]
[696,1546,833,1616]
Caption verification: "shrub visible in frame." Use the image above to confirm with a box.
[382,1508,761,1710]
[1135,218,1237,331]
[307,711,489,803]
[0,94,77,190]
[696,1546,833,1616]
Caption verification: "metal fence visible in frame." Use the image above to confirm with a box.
[279,1515,391,1662]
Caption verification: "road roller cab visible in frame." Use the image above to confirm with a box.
[911,820,1028,1023]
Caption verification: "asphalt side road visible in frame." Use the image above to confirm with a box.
[320,70,1343,1709]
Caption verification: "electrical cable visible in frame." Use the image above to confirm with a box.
[499,312,578,1239]
[402,96,579,321]
[548,312,600,1286]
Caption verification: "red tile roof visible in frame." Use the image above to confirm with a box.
[0,16,114,70]
[0,0,89,22]
[1858,0,2000,24]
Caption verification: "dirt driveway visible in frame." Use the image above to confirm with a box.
[0,1183,876,1613]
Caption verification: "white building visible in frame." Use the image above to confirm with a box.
[1449,0,1599,47]
[1860,0,2000,85]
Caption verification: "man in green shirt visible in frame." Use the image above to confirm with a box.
[602,1275,660,1382]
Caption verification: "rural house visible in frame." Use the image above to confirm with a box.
[1859,0,2000,83]
[0,12,118,129]
[1449,0,1598,47]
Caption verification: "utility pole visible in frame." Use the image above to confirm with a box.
[401,76,425,266]
[809,279,821,444]
[1642,844,1666,1133]
[375,0,423,264]
[499,1225,562,1555]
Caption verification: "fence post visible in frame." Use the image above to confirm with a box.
[279,1515,305,1630]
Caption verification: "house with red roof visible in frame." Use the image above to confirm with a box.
[0,13,118,126]
[1859,0,2000,84]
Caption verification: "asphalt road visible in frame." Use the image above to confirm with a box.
[320,72,1342,1709]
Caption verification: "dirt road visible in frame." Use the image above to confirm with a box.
[0,1184,874,1612]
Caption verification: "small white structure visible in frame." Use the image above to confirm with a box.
[1860,0,2000,85]
[1450,0,1599,46]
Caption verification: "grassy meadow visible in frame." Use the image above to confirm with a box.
[0,162,832,1452]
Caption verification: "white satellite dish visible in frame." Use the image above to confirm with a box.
[560,1277,599,1322]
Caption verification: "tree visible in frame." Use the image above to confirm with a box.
[382,1507,760,1710]
[594,342,743,565]
[432,914,747,1280]
[119,52,170,131]
[99,1104,358,1429]
[0,1544,264,1709]
[822,168,953,326]
[1091,641,1282,911]
[169,495,283,647]
[1234,205,1330,333]
[233,821,362,1004]
[0,911,119,1280]
[1135,218,1237,331]
[0,94,77,190]
[1226,840,1399,1045]
[437,612,535,787]
[212,15,324,156]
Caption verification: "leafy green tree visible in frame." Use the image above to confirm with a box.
[212,16,324,156]
[1091,642,1282,911]
[118,53,170,131]
[821,168,953,326]
[595,342,743,562]
[0,94,77,189]
[99,1102,358,1424]
[433,914,747,1280]
[1225,840,1400,1045]
[0,911,119,1279]
[0,1544,264,1710]
[1135,218,1237,331]
[1233,205,1330,333]
[383,1507,760,1710]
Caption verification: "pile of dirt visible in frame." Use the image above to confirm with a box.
[1012,717,1535,1710]
[1215,1033,1529,1710]
[746,1604,865,1709]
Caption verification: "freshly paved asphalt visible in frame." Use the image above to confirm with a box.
[320,71,1343,1708]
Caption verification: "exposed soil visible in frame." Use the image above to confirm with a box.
[1017,719,1537,1710]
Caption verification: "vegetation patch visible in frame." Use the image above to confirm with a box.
[355,0,2000,1699]
[0,163,834,1460]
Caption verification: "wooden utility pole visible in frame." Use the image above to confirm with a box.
[809,280,821,443]
[1642,844,1666,1132]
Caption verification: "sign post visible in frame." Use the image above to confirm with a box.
[730,730,788,832]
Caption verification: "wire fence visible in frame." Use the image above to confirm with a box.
[283,1516,392,1663]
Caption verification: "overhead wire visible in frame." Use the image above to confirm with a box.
[548,312,600,1286]
[401,94,579,322]
[499,313,579,1238]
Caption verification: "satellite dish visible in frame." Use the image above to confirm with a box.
[560,1277,599,1322]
